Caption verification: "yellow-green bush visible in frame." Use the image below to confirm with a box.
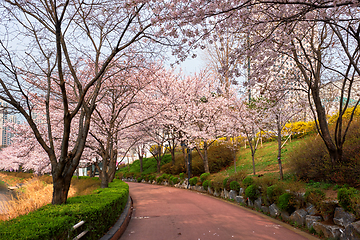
[284,121,316,137]
[328,106,360,124]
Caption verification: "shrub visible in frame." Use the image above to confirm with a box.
[304,189,326,209]
[189,143,234,176]
[168,176,174,185]
[115,172,124,179]
[230,181,241,192]
[170,177,179,185]
[242,176,254,188]
[159,143,232,176]
[266,184,285,204]
[289,119,360,185]
[179,173,185,180]
[211,174,226,192]
[125,172,135,179]
[189,177,198,186]
[200,173,210,183]
[245,185,258,201]
[148,175,156,182]
[230,170,248,182]
[223,177,230,191]
[156,176,164,184]
[136,177,142,183]
[0,180,129,240]
[278,193,295,213]
[161,173,171,181]
[338,187,360,214]
[203,180,210,190]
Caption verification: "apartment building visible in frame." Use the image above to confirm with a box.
[0,100,17,147]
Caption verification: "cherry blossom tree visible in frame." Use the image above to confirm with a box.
[181,0,360,168]
[226,97,264,176]
[0,0,200,204]
[163,72,229,173]
[87,61,160,187]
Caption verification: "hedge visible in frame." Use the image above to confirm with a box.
[0,179,129,240]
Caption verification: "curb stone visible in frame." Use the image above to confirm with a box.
[100,195,133,240]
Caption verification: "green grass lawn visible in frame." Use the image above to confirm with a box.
[118,154,172,175]
[118,137,304,179]
[219,137,304,177]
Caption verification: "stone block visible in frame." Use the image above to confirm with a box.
[239,188,244,195]
[334,207,356,227]
[224,189,230,199]
[340,220,360,240]
[229,190,237,200]
[195,186,204,192]
[248,199,254,207]
[281,211,290,222]
[254,197,262,210]
[306,204,319,216]
[261,206,270,214]
[214,189,220,197]
[208,187,213,195]
[306,215,322,229]
[269,203,280,217]
[236,196,246,205]
[290,209,308,226]
[321,200,338,221]
[313,222,344,239]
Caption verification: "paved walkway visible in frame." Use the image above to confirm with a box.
[120,182,318,240]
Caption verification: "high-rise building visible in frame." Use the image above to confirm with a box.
[0,100,17,147]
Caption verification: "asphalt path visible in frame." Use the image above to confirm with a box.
[120,182,318,240]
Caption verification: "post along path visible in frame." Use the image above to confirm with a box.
[120,182,318,240]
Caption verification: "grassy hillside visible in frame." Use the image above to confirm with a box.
[119,116,360,191]
[118,154,172,175]
[223,138,303,176]
[118,138,302,179]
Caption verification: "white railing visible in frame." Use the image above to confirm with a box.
[69,220,89,240]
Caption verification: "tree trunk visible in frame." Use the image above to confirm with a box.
[108,160,116,183]
[181,141,188,174]
[233,152,237,173]
[276,116,284,180]
[97,152,110,188]
[311,85,340,167]
[90,165,95,177]
[251,152,256,175]
[248,136,256,175]
[157,147,161,173]
[108,148,117,182]
[203,142,210,173]
[100,169,109,188]
[139,154,143,173]
[171,148,175,166]
[52,175,72,205]
[157,158,161,173]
